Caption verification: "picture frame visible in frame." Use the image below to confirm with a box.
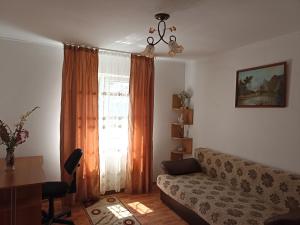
[235,62,287,107]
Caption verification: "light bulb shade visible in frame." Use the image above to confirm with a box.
[168,40,184,56]
[141,44,155,58]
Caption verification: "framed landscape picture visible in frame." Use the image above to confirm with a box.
[235,62,287,107]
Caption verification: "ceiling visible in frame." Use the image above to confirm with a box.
[0,0,300,60]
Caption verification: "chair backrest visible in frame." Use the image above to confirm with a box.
[63,148,83,193]
[64,148,83,175]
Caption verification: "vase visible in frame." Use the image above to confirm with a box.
[185,126,190,138]
[5,147,15,171]
[177,113,184,124]
[184,98,190,108]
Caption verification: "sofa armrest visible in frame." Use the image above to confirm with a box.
[264,211,300,225]
[161,158,201,175]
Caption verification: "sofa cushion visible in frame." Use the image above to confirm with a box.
[194,148,300,212]
[161,158,201,175]
[157,173,287,225]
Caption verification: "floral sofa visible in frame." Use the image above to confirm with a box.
[157,148,300,225]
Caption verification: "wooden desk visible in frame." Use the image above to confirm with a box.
[0,156,47,225]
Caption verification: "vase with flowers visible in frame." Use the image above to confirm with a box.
[0,107,39,171]
[177,90,192,108]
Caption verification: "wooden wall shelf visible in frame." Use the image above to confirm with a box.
[170,94,193,160]
[171,124,184,138]
[172,110,193,125]
[172,138,193,154]
[172,137,192,140]
[171,151,184,161]
[172,95,183,109]
[172,107,192,111]
[171,122,192,126]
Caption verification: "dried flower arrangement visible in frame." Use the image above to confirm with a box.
[177,91,192,108]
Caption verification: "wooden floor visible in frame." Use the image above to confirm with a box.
[43,186,187,225]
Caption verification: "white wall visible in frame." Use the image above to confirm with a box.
[0,39,63,180]
[186,32,300,173]
[153,59,185,181]
[0,38,185,182]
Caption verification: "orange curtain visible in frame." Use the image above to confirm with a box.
[60,45,100,201]
[126,55,154,194]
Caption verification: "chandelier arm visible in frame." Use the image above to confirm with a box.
[157,20,169,45]
[149,20,169,46]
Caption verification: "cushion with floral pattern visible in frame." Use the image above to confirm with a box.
[157,172,288,225]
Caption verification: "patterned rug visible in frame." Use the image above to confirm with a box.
[85,196,141,225]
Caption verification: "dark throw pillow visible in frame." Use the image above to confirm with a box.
[161,158,201,175]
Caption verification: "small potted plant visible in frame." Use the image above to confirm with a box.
[0,107,39,171]
[177,90,192,108]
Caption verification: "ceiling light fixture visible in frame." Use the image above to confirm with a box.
[141,13,184,58]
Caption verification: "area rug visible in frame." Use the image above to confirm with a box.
[85,196,141,225]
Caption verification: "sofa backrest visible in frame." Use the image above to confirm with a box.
[194,147,300,211]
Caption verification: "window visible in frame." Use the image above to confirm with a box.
[98,51,130,194]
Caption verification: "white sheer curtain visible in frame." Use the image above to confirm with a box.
[98,50,130,194]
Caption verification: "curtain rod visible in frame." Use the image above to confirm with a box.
[64,42,141,55]
[99,47,133,55]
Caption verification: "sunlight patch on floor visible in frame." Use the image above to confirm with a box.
[127,202,154,214]
[107,204,132,219]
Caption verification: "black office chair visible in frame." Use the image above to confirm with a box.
[42,148,83,225]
